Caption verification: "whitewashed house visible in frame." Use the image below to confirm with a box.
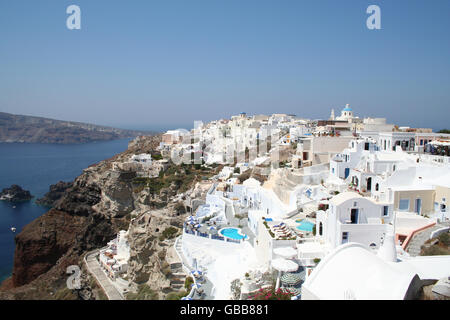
[316,192,393,250]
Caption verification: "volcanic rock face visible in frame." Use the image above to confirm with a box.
[11,170,119,287]
[0,134,218,300]
[0,185,33,202]
[126,209,184,297]
[35,181,73,207]
[93,171,136,218]
[0,134,162,299]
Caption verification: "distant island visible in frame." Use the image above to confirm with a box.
[0,112,155,144]
[0,185,33,203]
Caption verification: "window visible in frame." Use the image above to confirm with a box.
[375,183,379,191]
[383,206,389,216]
[364,142,370,151]
[342,232,349,243]
[332,168,335,174]
[399,199,409,211]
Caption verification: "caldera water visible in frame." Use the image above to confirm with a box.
[0,139,131,284]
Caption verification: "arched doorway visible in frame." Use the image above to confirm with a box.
[367,177,372,191]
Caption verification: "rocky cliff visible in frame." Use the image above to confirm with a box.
[35,181,73,207]
[0,133,218,300]
[0,134,162,299]
[0,112,155,144]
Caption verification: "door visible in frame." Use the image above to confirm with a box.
[367,177,372,191]
[415,199,422,214]
[351,208,359,224]
[344,168,350,179]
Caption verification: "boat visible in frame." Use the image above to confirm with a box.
[11,227,16,233]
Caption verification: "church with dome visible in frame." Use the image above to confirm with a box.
[332,104,358,122]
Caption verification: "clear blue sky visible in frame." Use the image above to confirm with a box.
[0,0,449,131]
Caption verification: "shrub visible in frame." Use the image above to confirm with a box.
[313,258,321,264]
[184,276,194,291]
[126,284,159,300]
[159,226,179,241]
[165,290,188,300]
[152,153,163,160]
[53,288,78,300]
[438,232,450,247]
[249,287,295,300]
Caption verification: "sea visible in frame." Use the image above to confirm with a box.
[0,139,132,284]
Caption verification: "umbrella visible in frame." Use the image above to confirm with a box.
[181,296,192,300]
[191,270,203,277]
[271,258,298,272]
[284,287,301,296]
[273,247,297,259]
[209,226,217,230]
[281,273,302,286]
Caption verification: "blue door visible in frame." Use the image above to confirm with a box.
[415,199,422,214]
[344,168,350,179]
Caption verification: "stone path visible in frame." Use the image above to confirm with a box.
[406,221,450,256]
[84,250,124,300]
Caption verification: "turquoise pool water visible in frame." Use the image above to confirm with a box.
[296,220,315,232]
[220,228,247,240]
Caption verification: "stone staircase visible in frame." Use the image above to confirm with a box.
[406,221,450,256]
[169,262,186,290]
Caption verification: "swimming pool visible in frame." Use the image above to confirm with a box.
[296,220,315,232]
[219,227,248,240]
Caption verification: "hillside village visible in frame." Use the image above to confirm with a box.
[87,105,450,300]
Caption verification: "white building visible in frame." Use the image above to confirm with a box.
[316,192,392,250]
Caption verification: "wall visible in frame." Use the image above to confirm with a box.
[254,219,274,268]
[311,137,354,154]
[393,189,435,215]
[434,185,450,212]
[338,222,388,248]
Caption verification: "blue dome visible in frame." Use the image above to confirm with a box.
[343,105,352,112]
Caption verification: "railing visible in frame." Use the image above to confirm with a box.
[211,234,225,240]
[402,221,436,250]
[182,228,243,244]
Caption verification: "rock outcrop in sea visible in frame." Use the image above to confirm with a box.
[0,185,33,203]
